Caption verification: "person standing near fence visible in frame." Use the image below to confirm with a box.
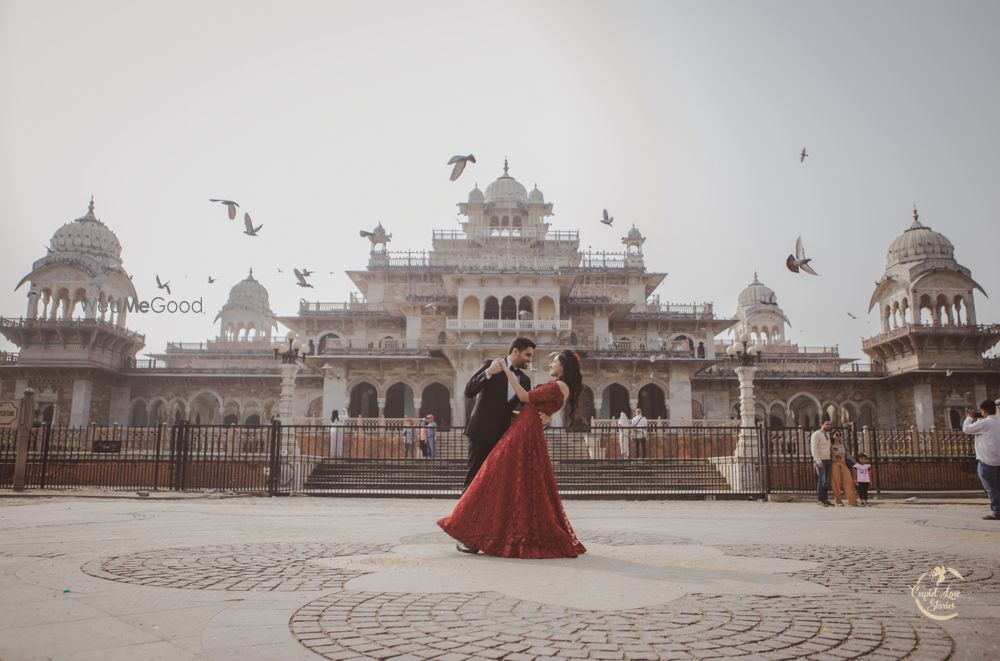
[631,408,648,459]
[962,399,1000,521]
[853,453,872,506]
[425,414,438,459]
[617,411,630,458]
[828,430,858,506]
[811,420,833,507]
[329,409,345,458]
[402,416,416,458]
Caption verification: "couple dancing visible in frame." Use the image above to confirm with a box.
[437,337,587,559]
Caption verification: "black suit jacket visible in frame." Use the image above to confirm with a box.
[463,359,532,446]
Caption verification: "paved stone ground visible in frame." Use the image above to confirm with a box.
[0,493,997,660]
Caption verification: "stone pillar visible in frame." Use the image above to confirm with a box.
[377,398,386,419]
[13,388,36,491]
[69,379,93,426]
[108,386,131,426]
[321,365,346,421]
[413,398,423,417]
[666,365,692,421]
[279,364,299,424]
[734,366,759,457]
[912,383,934,432]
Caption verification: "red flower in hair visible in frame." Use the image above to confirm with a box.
[573,351,581,362]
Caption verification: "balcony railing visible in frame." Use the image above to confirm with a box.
[315,338,425,355]
[298,301,387,314]
[165,340,277,354]
[433,228,579,242]
[638,300,716,318]
[862,322,1000,349]
[0,316,145,342]
[446,318,573,332]
[0,350,18,364]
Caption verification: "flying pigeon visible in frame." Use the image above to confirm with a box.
[293,268,313,288]
[243,212,262,236]
[300,269,314,277]
[466,342,474,350]
[800,148,808,163]
[276,268,284,273]
[847,312,858,319]
[423,303,438,312]
[209,198,239,220]
[945,369,954,377]
[155,275,171,295]
[786,236,818,275]
[207,276,216,284]
[447,154,476,181]
[600,209,614,226]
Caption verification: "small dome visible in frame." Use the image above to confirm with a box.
[886,207,955,268]
[468,185,484,203]
[738,273,778,308]
[528,184,544,202]
[229,269,270,305]
[49,198,123,261]
[484,159,527,203]
[626,226,643,241]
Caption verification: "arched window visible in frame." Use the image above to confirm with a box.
[483,296,499,320]
[349,383,379,418]
[637,383,667,419]
[500,296,517,320]
[601,384,631,419]
[318,333,341,354]
[462,296,480,320]
[385,383,415,418]
[420,383,452,429]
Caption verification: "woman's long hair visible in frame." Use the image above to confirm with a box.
[557,350,584,424]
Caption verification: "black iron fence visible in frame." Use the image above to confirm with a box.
[0,423,980,497]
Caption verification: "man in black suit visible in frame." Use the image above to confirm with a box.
[462,336,536,490]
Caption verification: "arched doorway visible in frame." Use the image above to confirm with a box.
[349,383,379,418]
[420,383,452,429]
[601,384,631,419]
[385,382,415,418]
[637,384,667,419]
[483,296,499,320]
[130,401,148,427]
[571,386,595,430]
[500,296,517,320]
[223,413,239,426]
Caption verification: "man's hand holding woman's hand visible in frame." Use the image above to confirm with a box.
[488,358,505,376]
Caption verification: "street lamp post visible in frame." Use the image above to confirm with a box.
[271,332,310,492]
[723,335,765,493]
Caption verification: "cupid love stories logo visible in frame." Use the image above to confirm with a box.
[909,565,965,621]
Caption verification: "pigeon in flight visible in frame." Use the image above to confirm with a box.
[847,312,858,319]
[786,236,818,275]
[293,268,313,288]
[209,199,239,220]
[800,148,808,163]
[423,303,438,312]
[155,275,171,295]
[300,269,314,277]
[600,209,614,226]
[207,276,217,284]
[276,268,284,274]
[447,154,476,181]
[945,369,954,377]
[466,342,474,350]
[243,212,262,237]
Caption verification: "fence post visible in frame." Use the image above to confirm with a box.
[152,422,165,491]
[871,427,882,494]
[268,418,281,496]
[760,423,771,499]
[39,422,52,489]
[12,388,36,491]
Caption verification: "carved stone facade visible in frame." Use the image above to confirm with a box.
[2,182,998,431]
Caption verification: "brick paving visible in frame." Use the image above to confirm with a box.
[82,541,394,591]
[290,591,954,660]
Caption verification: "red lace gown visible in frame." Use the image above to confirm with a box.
[438,381,586,559]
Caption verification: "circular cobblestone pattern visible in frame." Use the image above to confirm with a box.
[290,591,954,660]
[719,544,1000,593]
[83,542,393,592]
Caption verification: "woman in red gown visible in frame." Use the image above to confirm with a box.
[438,350,587,559]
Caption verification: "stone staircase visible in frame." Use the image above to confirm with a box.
[303,458,735,497]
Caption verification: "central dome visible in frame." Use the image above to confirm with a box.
[484,159,527,204]
[49,199,123,261]
[229,270,270,305]
[886,208,954,268]
[738,273,777,308]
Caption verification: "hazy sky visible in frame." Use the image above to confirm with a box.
[1,0,998,360]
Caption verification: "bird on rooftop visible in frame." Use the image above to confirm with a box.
[447,154,476,181]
